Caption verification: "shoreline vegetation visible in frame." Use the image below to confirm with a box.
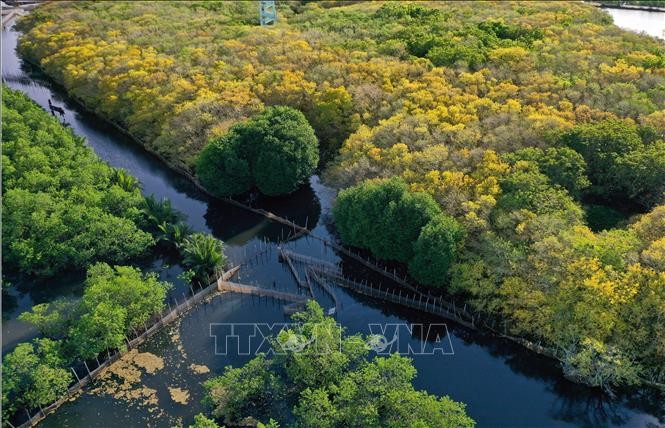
[1,84,475,428]
[1,86,228,426]
[11,2,665,390]
[8,0,665,415]
[195,302,475,428]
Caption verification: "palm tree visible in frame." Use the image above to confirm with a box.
[143,194,184,230]
[157,222,193,248]
[181,233,227,280]
[113,168,140,192]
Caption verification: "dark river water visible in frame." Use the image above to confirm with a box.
[2,20,663,428]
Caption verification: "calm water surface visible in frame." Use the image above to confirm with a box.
[2,19,663,428]
[604,7,665,40]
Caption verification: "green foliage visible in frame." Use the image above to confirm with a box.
[196,133,253,197]
[181,233,227,281]
[202,302,474,427]
[614,140,665,208]
[409,215,466,287]
[495,162,583,221]
[334,177,442,263]
[197,106,319,197]
[157,221,193,249]
[258,419,280,428]
[2,86,154,276]
[189,414,221,428]
[504,147,590,198]
[142,194,185,231]
[333,177,407,250]
[2,339,72,421]
[69,301,127,360]
[19,263,170,360]
[82,263,170,331]
[18,299,79,339]
[275,301,368,389]
[113,168,140,192]
[293,353,475,428]
[558,119,665,207]
[251,107,319,195]
[203,354,281,424]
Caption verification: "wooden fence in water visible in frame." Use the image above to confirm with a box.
[309,265,477,330]
[283,249,561,360]
[10,268,238,428]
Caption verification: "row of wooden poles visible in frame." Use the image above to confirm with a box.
[279,246,559,360]
[9,269,234,428]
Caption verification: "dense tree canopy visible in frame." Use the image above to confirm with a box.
[556,119,665,207]
[14,0,665,391]
[19,263,170,360]
[2,339,72,422]
[18,1,665,175]
[1,86,154,276]
[197,106,319,196]
[333,177,449,264]
[200,302,475,427]
[410,214,466,287]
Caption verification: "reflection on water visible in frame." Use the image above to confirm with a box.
[2,19,664,428]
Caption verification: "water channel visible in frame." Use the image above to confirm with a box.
[2,11,664,428]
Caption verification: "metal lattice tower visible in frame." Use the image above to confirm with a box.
[259,1,277,26]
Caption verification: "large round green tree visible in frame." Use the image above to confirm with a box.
[333,177,442,263]
[196,106,319,197]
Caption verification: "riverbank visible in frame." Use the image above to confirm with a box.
[12,24,664,395]
[588,1,665,12]
[4,16,663,427]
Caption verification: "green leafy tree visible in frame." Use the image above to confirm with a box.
[274,301,367,389]
[561,338,640,393]
[334,177,441,263]
[376,191,442,262]
[558,120,643,198]
[197,106,318,197]
[203,355,281,424]
[196,133,253,197]
[2,339,72,421]
[333,177,407,249]
[18,298,79,339]
[2,87,154,277]
[252,107,319,196]
[69,301,127,359]
[189,413,222,428]
[82,263,170,330]
[614,140,665,208]
[202,302,474,427]
[495,162,583,225]
[409,215,466,287]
